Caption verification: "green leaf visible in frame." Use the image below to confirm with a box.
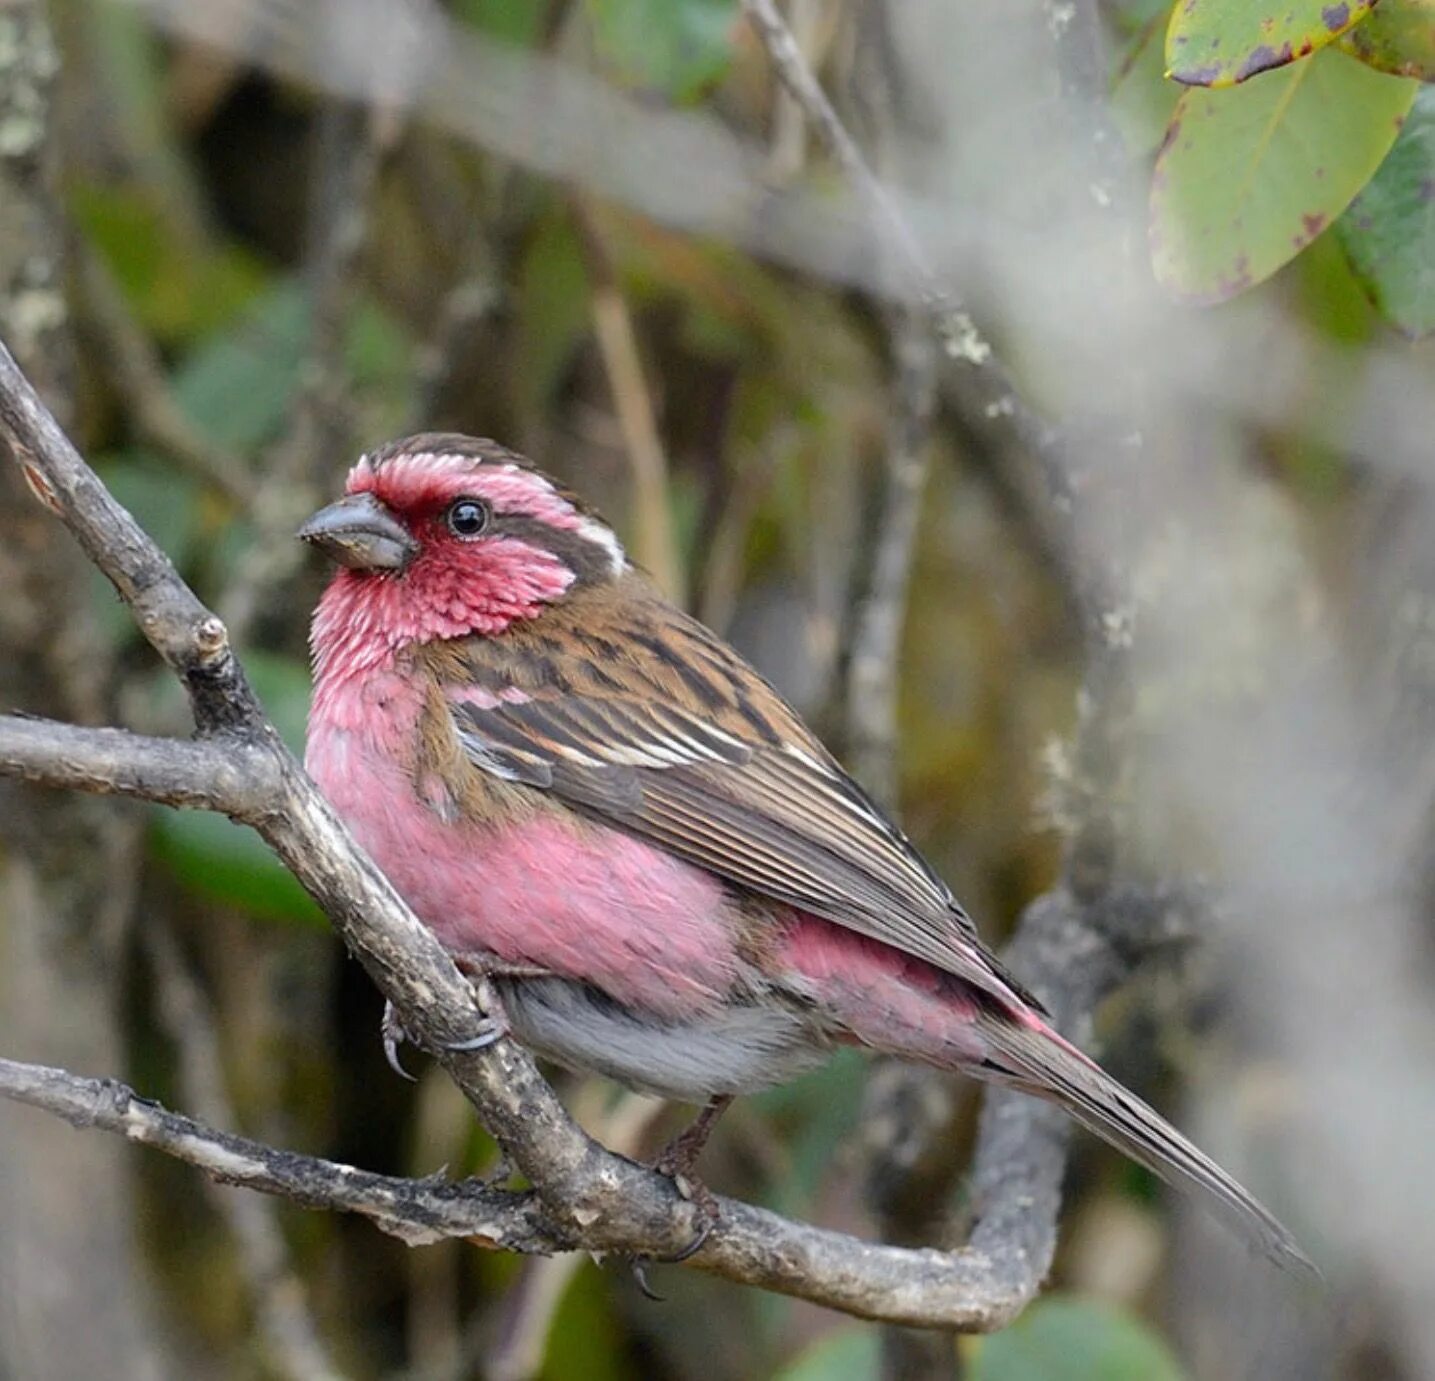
[585,0,740,101]
[455,0,552,45]
[172,280,310,452]
[773,1328,880,1381]
[1112,17,1182,159]
[1337,86,1435,336]
[1339,0,1435,81]
[973,1297,1186,1381]
[151,652,325,928]
[1150,49,1417,302]
[72,185,268,348]
[1166,0,1374,86]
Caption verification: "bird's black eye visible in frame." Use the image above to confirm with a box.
[446,498,490,539]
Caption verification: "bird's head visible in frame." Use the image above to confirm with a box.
[301,433,627,661]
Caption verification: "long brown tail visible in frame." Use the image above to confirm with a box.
[974,1010,1317,1276]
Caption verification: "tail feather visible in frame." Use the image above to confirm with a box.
[976,1011,1317,1277]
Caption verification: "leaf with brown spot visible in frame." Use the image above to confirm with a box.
[1151,48,1417,302]
[1166,0,1374,86]
[1339,0,1435,81]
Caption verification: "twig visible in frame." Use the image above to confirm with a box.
[0,1056,559,1250]
[741,0,940,317]
[739,0,1070,534]
[845,304,936,805]
[765,0,827,181]
[74,244,249,505]
[0,333,1186,1330]
[574,204,683,601]
[145,924,348,1381]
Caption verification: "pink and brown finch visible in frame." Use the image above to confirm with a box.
[301,433,1308,1271]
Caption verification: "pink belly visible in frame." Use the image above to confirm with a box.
[307,714,740,1019]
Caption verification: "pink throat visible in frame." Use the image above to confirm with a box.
[309,540,574,704]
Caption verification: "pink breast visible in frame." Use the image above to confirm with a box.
[306,675,740,1019]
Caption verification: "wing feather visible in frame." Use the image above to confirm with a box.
[428,589,1041,1012]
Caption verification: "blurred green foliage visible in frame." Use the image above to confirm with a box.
[774,1296,1186,1381]
[586,0,741,99]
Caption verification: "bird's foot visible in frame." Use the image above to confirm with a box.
[442,975,512,1054]
[627,1164,720,1300]
[647,1095,732,1266]
[442,955,555,1057]
[654,1094,733,1185]
[381,957,552,1076]
[380,995,503,1074]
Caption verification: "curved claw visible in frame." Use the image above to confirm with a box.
[443,1015,507,1053]
[444,975,512,1053]
[381,1000,417,1082]
[629,1258,665,1302]
[656,1211,714,1264]
[625,1197,715,1296]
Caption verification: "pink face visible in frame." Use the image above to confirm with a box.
[305,436,627,673]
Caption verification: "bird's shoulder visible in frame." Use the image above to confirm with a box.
[416,571,830,761]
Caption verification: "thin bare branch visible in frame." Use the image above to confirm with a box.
[0,714,275,810]
[0,1056,561,1251]
[739,0,1070,527]
[741,0,941,317]
[574,204,682,601]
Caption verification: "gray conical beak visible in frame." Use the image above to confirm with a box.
[298,492,418,571]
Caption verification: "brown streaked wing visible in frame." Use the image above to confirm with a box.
[433,589,1040,1010]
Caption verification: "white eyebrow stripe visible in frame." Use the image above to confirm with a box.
[577,515,628,576]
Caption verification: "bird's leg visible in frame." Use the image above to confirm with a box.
[378,954,555,1073]
[649,1094,733,1263]
[655,1094,733,1182]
